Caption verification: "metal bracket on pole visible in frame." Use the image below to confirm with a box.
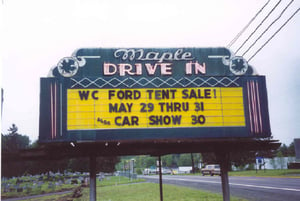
[90,155,97,201]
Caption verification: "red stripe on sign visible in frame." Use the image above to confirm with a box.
[50,84,54,139]
[54,82,57,139]
[247,82,253,133]
[256,81,263,132]
[50,82,58,139]
[247,80,263,134]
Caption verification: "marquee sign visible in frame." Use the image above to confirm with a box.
[39,48,271,142]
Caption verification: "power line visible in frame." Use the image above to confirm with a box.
[235,0,282,55]
[242,0,295,57]
[227,0,271,48]
[248,8,300,62]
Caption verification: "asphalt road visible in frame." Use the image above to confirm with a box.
[140,175,300,201]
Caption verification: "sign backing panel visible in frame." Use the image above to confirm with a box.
[39,48,271,143]
[39,76,271,142]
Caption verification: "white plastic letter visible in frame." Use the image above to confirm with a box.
[160,63,172,75]
[104,63,117,75]
[119,63,134,76]
[145,63,158,75]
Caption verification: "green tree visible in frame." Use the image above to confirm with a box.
[66,156,119,173]
[276,151,285,169]
[2,125,120,177]
[178,154,192,166]
[162,155,173,167]
[278,144,289,156]
[8,124,18,134]
[202,151,257,171]
[2,124,30,152]
[202,152,217,164]
[145,156,156,168]
[275,143,295,157]
[287,142,295,156]
[231,151,256,170]
[2,124,31,177]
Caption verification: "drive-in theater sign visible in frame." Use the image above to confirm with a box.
[39,48,271,142]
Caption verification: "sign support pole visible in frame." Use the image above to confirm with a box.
[90,155,97,201]
[219,152,230,201]
[158,155,163,201]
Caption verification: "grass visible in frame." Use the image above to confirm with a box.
[7,170,300,200]
[18,177,248,201]
[75,183,247,201]
[1,176,144,200]
[228,169,300,178]
[97,176,145,187]
[21,192,73,201]
[1,181,76,199]
[1,176,143,199]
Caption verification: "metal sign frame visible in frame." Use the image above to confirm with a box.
[39,48,271,143]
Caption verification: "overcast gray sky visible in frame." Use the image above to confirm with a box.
[1,0,299,145]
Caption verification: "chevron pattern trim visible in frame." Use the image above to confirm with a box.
[70,77,240,88]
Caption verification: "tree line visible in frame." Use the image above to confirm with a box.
[2,124,296,177]
[2,124,119,178]
[116,142,296,173]
[116,154,202,174]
